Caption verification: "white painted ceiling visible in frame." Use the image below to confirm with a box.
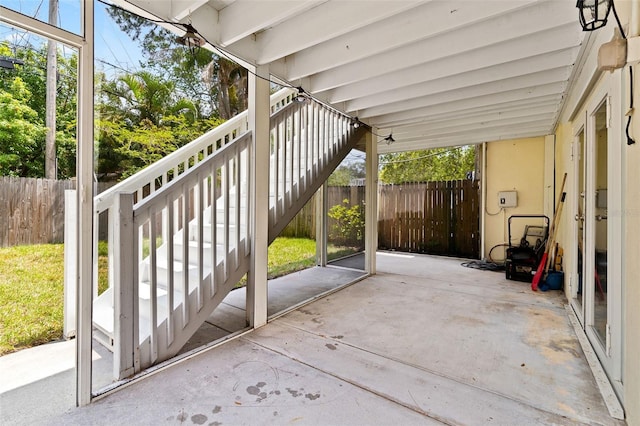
[119,0,587,153]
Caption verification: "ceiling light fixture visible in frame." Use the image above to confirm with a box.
[351,117,362,128]
[177,23,205,55]
[576,0,612,31]
[293,87,310,104]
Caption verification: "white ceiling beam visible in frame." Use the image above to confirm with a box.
[217,0,325,47]
[307,5,579,92]
[384,103,559,135]
[325,26,581,102]
[343,47,579,111]
[285,0,540,80]
[389,111,556,140]
[359,68,569,119]
[378,128,550,154]
[372,96,562,129]
[225,1,423,65]
[170,0,209,20]
[369,83,566,127]
[387,119,550,143]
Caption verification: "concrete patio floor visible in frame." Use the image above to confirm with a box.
[2,252,623,425]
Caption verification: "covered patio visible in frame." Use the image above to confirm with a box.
[3,253,620,425]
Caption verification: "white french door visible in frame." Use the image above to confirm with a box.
[571,71,623,399]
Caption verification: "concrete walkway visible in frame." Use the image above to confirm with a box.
[2,253,623,425]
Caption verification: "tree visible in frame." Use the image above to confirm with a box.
[0,77,46,176]
[0,41,77,178]
[379,146,476,184]
[328,161,365,186]
[45,0,58,179]
[95,71,223,180]
[105,6,248,120]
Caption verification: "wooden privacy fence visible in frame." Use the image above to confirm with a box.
[1,177,479,257]
[0,177,115,247]
[280,185,365,247]
[378,180,480,258]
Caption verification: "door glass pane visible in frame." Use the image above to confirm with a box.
[593,102,608,342]
[574,130,585,316]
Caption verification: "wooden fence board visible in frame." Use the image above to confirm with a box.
[1,177,479,258]
[0,177,115,247]
[377,180,480,258]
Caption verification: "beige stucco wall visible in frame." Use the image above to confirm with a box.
[482,137,546,261]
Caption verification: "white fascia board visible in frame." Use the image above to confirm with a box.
[225,0,423,65]
[560,27,614,123]
[287,0,571,81]
[323,25,581,100]
[370,83,566,126]
[358,70,569,119]
[217,0,324,47]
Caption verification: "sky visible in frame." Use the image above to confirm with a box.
[0,0,145,76]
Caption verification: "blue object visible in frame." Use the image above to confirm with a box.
[540,271,564,291]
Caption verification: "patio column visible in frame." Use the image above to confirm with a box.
[76,0,95,407]
[364,129,378,274]
[247,64,270,328]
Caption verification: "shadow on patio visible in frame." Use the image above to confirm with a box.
[3,252,622,425]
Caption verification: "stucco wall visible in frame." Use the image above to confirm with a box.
[483,137,545,262]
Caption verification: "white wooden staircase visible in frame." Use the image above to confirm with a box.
[92,88,366,380]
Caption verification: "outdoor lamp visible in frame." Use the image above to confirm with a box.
[293,87,310,103]
[177,23,205,55]
[576,0,612,31]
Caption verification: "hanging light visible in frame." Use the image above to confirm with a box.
[293,87,310,103]
[576,0,612,31]
[384,134,395,144]
[351,117,362,128]
[177,23,205,55]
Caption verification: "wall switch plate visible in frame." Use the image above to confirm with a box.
[498,191,517,208]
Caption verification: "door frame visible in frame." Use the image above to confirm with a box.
[572,70,624,398]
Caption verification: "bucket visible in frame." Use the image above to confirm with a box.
[540,271,564,291]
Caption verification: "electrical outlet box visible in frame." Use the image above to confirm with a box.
[498,191,517,208]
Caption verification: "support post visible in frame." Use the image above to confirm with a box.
[247,64,270,328]
[364,130,378,274]
[63,190,77,339]
[113,193,136,380]
[315,184,328,266]
[76,0,94,406]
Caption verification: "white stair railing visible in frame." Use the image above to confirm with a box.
[103,133,252,377]
[268,101,365,242]
[91,88,366,380]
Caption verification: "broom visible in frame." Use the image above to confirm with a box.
[532,173,567,291]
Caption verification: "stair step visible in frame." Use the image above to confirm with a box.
[172,239,227,264]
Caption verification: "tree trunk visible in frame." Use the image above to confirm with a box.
[45,0,58,179]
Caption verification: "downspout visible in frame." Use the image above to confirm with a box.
[480,142,487,260]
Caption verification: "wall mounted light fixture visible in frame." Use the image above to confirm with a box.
[576,0,612,31]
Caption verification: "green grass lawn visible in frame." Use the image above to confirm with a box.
[0,238,358,355]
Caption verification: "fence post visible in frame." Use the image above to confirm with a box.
[63,190,77,339]
[113,192,136,380]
